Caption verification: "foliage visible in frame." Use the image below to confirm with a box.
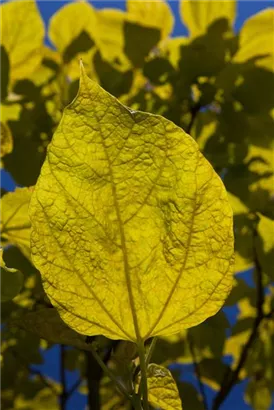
[1,0,273,409]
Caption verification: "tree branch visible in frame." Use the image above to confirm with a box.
[187,333,208,410]
[212,225,266,410]
[185,103,201,134]
[11,350,59,396]
[60,344,67,410]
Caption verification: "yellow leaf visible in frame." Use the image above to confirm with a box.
[256,214,274,281]
[180,0,236,37]
[127,0,174,39]
[233,9,274,71]
[0,248,24,302]
[48,2,96,55]
[1,0,45,81]
[1,188,32,259]
[159,37,189,69]
[95,9,130,68]
[136,364,182,410]
[0,122,13,161]
[29,66,234,342]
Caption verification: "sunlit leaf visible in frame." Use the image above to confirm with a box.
[159,37,189,69]
[180,0,236,37]
[256,214,274,281]
[29,66,234,342]
[95,9,130,68]
[245,378,273,410]
[127,0,174,39]
[1,188,32,259]
[1,121,13,163]
[136,364,182,410]
[1,0,45,81]
[1,248,24,302]
[233,9,274,71]
[49,2,96,56]
[1,45,10,101]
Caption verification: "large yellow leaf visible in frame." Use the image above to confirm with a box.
[29,66,234,342]
[1,188,32,259]
[233,9,274,71]
[180,0,236,37]
[127,0,174,39]
[1,0,45,81]
[136,364,182,410]
[48,2,96,54]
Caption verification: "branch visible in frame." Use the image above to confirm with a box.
[60,344,67,410]
[185,103,201,134]
[11,350,59,396]
[212,225,266,410]
[187,333,208,410]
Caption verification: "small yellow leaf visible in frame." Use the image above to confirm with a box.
[136,364,182,410]
[0,122,13,160]
[95,9,130,68]
[1,0,45,81]
[127,0,174,39]
[48,2,96,55]
[30,66,234,342]
[1,188,32,259]
[233,9,274,71]
[256,214,274,281]
[180,0,236,38]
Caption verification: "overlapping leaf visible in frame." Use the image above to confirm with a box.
[1,188,32,259]
[136,364,182,410]
[127,0,174,39]
[180,0,236,37]
[233,9,274,71]
[1,0,45,81]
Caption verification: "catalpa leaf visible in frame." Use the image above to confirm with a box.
[136,364,182,410]
[11,308,101,352]
[1,248,24,302]
[1,188,32,260]
[180,0,236,38]
[49,2,96,56]
[1,121,13,163]
[233,9,274,71]
[1,0,45,81]
[29,65,234,342]
[127,0,174,40]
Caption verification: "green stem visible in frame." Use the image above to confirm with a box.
[145,337,158,366]
[137,341,149,410]
[89,345,132,403]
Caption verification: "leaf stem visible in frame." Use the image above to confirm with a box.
[137,341,149,410]
[89,344,132,402]
[145,337,158,366]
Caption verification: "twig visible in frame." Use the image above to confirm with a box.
[60,344,67,410]
[212,224,266,410]
[186,103,201,134]
[11,350,59,396]
[187,333,208,410]
[85,351,102,410]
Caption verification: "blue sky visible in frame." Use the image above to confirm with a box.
[2,1,274,409]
